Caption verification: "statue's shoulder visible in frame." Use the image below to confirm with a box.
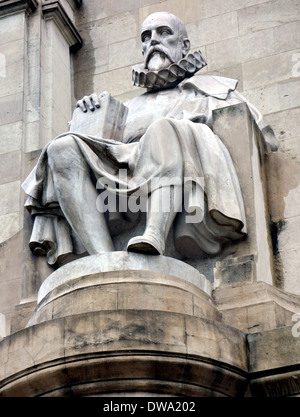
[125,91,150,107]
[181,74,238,100]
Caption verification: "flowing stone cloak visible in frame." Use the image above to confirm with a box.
[22,74,278,266]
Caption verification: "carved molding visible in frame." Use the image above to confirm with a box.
[42,0,82,52]
[43,0,83,9]
[0,0,38,17]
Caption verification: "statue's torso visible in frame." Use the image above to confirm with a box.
[123,86,182,143]
[122,77,239,143]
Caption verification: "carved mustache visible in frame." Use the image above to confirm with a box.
[145,46,172,68]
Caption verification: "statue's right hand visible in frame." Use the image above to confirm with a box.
[76,93,104,113]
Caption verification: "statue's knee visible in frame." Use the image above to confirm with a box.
[47,135,76,156]
[150,117,172,130]
[194,123,212,135]
[47,135,78,168]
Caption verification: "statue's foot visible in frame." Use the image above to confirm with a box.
[127,233,164,255]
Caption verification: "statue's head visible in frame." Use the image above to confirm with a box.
[133,12,205,90]
[141,12,191,71]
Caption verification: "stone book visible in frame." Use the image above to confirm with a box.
[69,93,128,142]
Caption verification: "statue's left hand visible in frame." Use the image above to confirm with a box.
[76,92,109,113]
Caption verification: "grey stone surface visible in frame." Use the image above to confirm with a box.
[0,213,20,244]
[0,314,5,339]
[0,181,20,217]
[36,251,212,305]
[0,309,248,397]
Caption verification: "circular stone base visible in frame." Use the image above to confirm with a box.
[0,253,249,397]
[27,252,218,327]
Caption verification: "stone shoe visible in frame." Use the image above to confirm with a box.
[127,231,165,255]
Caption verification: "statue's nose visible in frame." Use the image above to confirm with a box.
[150,34,160,45]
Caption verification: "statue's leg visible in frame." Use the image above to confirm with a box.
[127,184,182,254]
[127,118,183,255]
[47,135,114,254]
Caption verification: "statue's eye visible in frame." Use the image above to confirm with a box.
[159,27,172,37]
[142,31,151,42]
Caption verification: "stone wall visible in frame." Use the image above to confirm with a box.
[0,0,82,337]
[0,0,299,339]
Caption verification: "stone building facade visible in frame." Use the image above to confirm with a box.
[0,0,299,397]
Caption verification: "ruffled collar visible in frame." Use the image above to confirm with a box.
[132,50,207,91]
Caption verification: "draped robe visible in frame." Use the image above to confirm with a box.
[22,74,278,266]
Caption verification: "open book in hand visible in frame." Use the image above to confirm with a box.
[69,93,128,142]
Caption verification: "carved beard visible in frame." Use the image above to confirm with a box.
[147,52,172,71]
[132,50,207,91]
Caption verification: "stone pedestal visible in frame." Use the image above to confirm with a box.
[1,253,300,396]
[27,252,215,326]
[0,253,249,397]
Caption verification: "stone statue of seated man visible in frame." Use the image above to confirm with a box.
[22,12,278,268]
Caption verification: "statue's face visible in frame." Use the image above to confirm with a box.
[141,13,189,71]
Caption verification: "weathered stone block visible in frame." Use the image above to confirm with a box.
[0,277,21,316]
[109,37,142,71]
[242,49,300,90]
[139,0,186,26]
[0,151,21,184]
[206,37,241,71]
[73,44,109,76]
[0,212,20,244]
[0,181,20,217]
[0,314,5,339]
[186,12,238,48]
[279,79,300,111]
[210,63,244,91]
[248,325,300,372]
[239,27,274,63]
[85,12,139,49]
[0,232,23,282]
[237,0,297,35]
[273,21,300,54]
[202,0,273,18]
[0,122,22,154]
[0,40,25,98]
[0,12,25,46]
[77,0,139,22]
[279,216,300,251]
[214,255,255,286]
[94,66,135,97]
[265,107,300,142]
[281,248,300,294]
[24,121,41,153]
[214,280,300,333]
[0,93,23,126]
[242,84,280,115]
